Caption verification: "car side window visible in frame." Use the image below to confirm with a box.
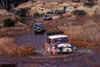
[47,38,51,45]
[52,39,56,44]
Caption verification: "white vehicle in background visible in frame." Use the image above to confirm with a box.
[43,14,52,20]
[65,6,74,11]
[34,23,45,33]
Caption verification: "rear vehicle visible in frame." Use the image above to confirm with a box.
[72,0,81,2]
[43,14,52,20]
[58,10,66,14]
[55,10,66,14]
[34,23,44,33]
[65,6,74,11]
[45,31,77,55]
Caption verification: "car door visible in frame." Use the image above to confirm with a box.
[46,38,51,51]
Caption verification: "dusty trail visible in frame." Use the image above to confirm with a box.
[13,31,100,67]
[0,31,100,67]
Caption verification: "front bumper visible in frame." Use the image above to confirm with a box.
[55,47,76,53]
[34,29,44,33]
[43,17,52,20]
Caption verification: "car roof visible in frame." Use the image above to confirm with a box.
[34,23,43,25]
[48,35,68,39]
[66,6,74,8]
[45,14,51,15]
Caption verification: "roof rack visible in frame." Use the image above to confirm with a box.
[47,31,64,36]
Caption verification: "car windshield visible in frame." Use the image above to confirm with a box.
[66,7,73,9]
[52,37,70,44]
[34,24,43,27]
[45,15,50,17]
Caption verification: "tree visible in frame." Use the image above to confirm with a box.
[0,0,5,7]
[0,0,11,11]
[0,0,29,11]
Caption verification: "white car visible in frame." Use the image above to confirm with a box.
[65,6,74,11]
[45,31,77,55]
[43,14,52,20]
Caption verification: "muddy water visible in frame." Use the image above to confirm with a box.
[14,32,47,48]
[0,32,100,67]
[0,49,100,67]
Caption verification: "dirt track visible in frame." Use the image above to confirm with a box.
[13,32,100,67]
[0,31,100,67]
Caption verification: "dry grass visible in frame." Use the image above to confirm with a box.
[0,24,33,37]
[71,38,99,50]
[28,1,82,16]
[64,16,100,49]
[0,37,35,56]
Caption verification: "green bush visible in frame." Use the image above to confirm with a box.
[16,8,27,17]
[3,18,15,27]
[71,10,87,16]
[41,9,44,11]
[34,13,40,18]
[41,6,43,8]
[40,13,45,17]
[74,6,77,8]
[47,11,51,14]
[20,18,26,24]
[43,3,45,5]
[64,6,67,10]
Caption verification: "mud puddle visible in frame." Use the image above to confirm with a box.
[14,32,47,48]
[0,49,100,67]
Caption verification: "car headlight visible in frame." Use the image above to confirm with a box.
[34,27,37,29]
[68,45,71,47]
[52,46,55,49]
[73,47,76,49]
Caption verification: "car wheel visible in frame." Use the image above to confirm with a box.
[50,18,52,20]
[43,19,46,21]
[51,49,58,55]
[51,51,58,55]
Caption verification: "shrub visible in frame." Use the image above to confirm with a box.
[71,10,87,16]
[43,3,45,5]
[16,8,27,17]
[64,6,67,10]
[72,0,81,2]
[40,13,45,17]
[41,6,43,8]
[3,18,15,27]
[74,6,77,8]
[34,13,40,18]
[47,11,51,14]
[41,9,44,11]
[83,2,95,7]
[20,18,27,24]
